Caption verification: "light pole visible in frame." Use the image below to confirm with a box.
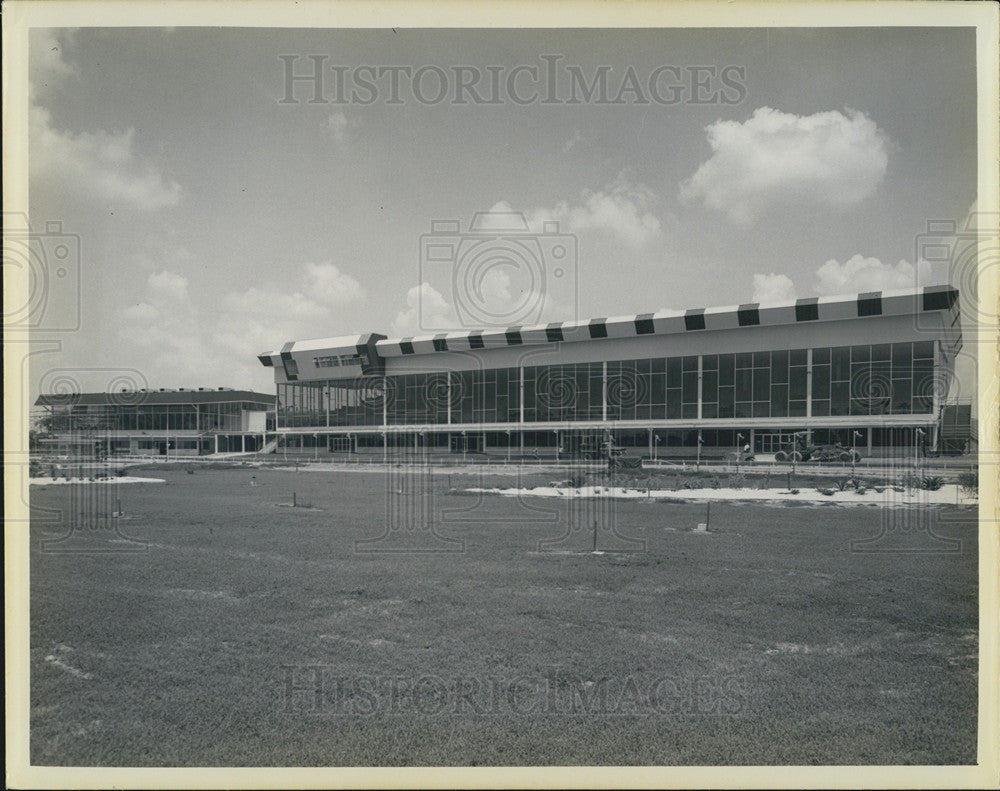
[736,433,744,471]
[461,430,467,463]
[915,427,925,468]
[505,429,511,465]
[554,430,560,465]
[312,433,318,461]
[791,431,805,475]
[852,430,863,476]
[654,433,661,463]
[697,433,703,471]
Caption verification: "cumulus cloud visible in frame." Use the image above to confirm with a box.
[562,129,584,153]
[391,272,576,336]
[392,283,460,336]
[30,105,182,211]
[680,107,889,225]
[214,262,366,358]
[29,29,76,94]
[147,270,190,301]
[477,174,663,248]
[120,261,367,385]
[751,272,797,303]
[814,254,931,295]
[301,261,365,305]
[327,110,360,146]
[744,253,932,312]
[29,31,181,212]
[528,175,663,246]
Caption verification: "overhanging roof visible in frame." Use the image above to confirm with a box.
[258,285,959,367]
[378,285,959,356]
[35,389,276,408]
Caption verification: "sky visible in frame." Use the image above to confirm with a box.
[25,26,979,401]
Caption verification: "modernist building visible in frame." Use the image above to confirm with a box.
[33,388,276,457]
[258,285,964,459]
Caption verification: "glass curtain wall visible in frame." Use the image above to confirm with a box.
[275,341,937,429]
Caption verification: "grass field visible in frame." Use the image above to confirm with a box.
[29,466,978,766]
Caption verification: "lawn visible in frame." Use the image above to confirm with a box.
[29,466,978,766]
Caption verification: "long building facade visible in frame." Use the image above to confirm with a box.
[33,388,276,457]
[258,286,964,459]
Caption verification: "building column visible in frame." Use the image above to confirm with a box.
[214,435,218,454]
[241,435,245,452]
[601,361,608,422]
[518,366,524,425]
[697,355,703,420]
[806,348,813,418]
[648,428,653,458]
[867,426,873,455]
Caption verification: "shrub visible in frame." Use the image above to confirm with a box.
[568,473,588,488]
[922,475,944,491]
[835,478,850,492]
[957,470,978,497]
[817,488,835,496]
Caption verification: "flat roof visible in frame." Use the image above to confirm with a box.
[35,389,276,407]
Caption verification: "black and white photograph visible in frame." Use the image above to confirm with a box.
[5,1,999,787]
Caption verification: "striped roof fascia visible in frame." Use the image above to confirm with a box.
[257,334,386,367]
[304,285,959,359]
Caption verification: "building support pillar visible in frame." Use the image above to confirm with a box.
[697,355,703,420]
[805,347,813,443]
[601,361,608,422]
